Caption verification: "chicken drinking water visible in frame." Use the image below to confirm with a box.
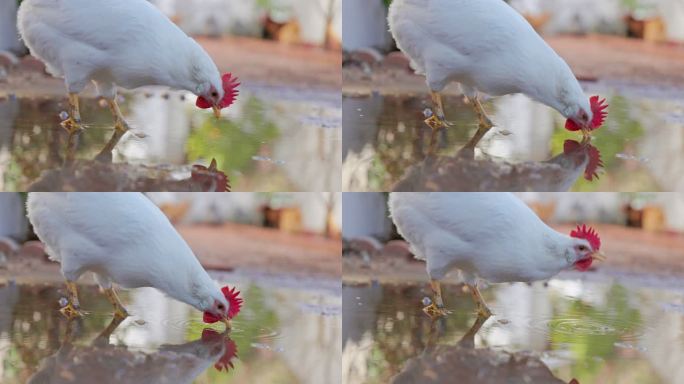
[26,193,242,327]
[388,0,608,153]
[17,0,240,158]
[388,193,606,318]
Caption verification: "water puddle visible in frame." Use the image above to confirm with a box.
[0,85,341,192]
[0,273,341,384]
[342,273,684,383]
[343,83,684,192]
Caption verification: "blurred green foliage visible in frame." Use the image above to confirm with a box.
[186,96,281,185]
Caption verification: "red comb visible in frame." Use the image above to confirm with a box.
[562,140,604,182]
[584,144,604,181]
[218,73,240,108]
[195,73,240,110]
[203,285,243,323]
[200,329,239,372]
[565,95,608,132]
[570,224,601,251]
[589,96,608,129]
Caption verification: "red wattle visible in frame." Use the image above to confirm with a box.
[196,96,212,109]
[575,257,593,271]
[202,285,244,324]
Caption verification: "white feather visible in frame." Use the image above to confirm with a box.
[388,192,593,284]
[26,193,228,314]
[17,0,222,99]
[387,0,591,120]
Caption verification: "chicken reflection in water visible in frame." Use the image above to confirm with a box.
[390,315,574,384]
[27,317,237,384]
[392,138,603,192]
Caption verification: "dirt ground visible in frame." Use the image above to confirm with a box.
[343,34,684,96]
[1,222,341,285]
[0,36,340,98]
[344,223,684,284]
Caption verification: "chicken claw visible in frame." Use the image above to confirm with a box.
[59,301,84,320]
[423,302,450,318]
[60,93,84,135]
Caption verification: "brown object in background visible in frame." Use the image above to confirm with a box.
[522,13,552,33]
[158,201,191,224]
[263,16,301,45]
[641,205,666,232]
[627,16,666,42]
[262,206,302,233]
[527,202,556,223]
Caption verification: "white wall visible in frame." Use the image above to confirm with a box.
[0,0,22,53]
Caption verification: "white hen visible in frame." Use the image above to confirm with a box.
[388,0,607,151]
[388,192,604,318]
[26,193,238,324]
[17,0,239,154]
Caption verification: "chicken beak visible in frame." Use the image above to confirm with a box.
[591,250,607,262]
[220,317,232,329]
[212,105,221,119]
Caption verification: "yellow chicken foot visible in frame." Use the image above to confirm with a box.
[423,279,449,318]
[60,93,83,135]
[463,97,494,150]
[467,283,492,318]
[103,287,129,319]
[59,280,84,320]
[425,91,452,154]
[95,98,130,162]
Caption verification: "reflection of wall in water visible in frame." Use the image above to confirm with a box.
[489,94,555,161]
[116,287,188,348]
[119,92,191,164]
[342,95,384,191]
[640,288,684,384]
[274,289,342,384]
[341,284,383,384]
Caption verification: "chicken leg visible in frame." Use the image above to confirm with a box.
[463,97,494,150]
[59,280,84,320]
[103,287,129,319]
[425,91,452,154]
[95,98,130,162]
[60,93,83,134]
[423,279,449,318]
[467,283,492,318]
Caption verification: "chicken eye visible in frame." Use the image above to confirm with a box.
[211,91,218,98]
[578,245,587,251]
[218,304,225,310]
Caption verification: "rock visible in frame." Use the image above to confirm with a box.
[20,241,47,260]
[349,47,384,66]
[19,55,47,73]
[381,240,414,259]
[383,51,412,71]
[391,345,565,384]
[348,236,383,255]
[0,236,20,256]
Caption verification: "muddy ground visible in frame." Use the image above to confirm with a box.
[343,35,684,96]
[0,36,341,98]
[344,223,684,283]
[1,222,341,285]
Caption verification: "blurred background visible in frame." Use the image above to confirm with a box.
[342,1,684,192]
[0,192,341,384]
[0,0,341,192]
[342,192,684,384]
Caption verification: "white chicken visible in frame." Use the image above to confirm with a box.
[17,0,239,155]
[388,0,608,152]
[388,192,605,318]
[26,193,242,325]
